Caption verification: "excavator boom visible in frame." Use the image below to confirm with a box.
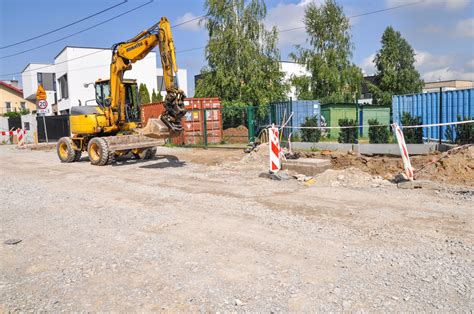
[107,17,186,133]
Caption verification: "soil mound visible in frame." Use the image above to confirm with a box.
[415,145,473,186]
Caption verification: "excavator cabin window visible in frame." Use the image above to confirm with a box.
[95,81,140,122]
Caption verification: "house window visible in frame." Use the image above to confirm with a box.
[20,102,26,110]
[5,102,11,112]
[58,74,68,99]
[37,73,43,85]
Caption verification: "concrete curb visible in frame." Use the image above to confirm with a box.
[290,142,441,156]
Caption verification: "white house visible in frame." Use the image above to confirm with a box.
[21,46,188,115]
[280,61,310,100]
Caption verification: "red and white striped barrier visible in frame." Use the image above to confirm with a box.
[269,125,281,173]
[17,128,25,147]
[0,128,27,147]
[392,123,414,181]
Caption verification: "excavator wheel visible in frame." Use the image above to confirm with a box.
[57,137,79,163]
[73,150,82,162]
[134,147,156,160]
[87,137,110,166]
[145,147,157,159]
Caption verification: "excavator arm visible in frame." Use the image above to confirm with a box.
[107,17,186,132]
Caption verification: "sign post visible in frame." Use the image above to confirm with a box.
[36,85,49,143]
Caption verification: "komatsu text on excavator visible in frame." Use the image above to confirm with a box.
[56,17,186,165]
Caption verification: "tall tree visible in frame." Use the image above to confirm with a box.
[291,0,362,103]
[195,0,287,108]
[371,26,423,106]
[151,88,162,102]
[139,83,150,104]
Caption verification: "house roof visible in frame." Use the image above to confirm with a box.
[0,81,23,95]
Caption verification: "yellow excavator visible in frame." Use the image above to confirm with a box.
[56,17,186,165]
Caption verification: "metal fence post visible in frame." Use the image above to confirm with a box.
[203,108,208,149]
[439,87,442,144]
[247,106,255,142]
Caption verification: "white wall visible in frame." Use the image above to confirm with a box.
[21,63,56,115]
[156,68,188,97]
[55,47,158,112]
[21,46,189,114]
[280,61,310,100]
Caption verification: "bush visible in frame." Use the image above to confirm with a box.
[445,115,473,145]
[368,118,389,143]
[300,116,321,142]
[338,118,357,143]
[400,112,423,144]
[3,111,20,118]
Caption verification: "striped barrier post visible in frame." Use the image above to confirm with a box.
[17,128,25,147]
[392,123,414,181]
[269,124,280,173]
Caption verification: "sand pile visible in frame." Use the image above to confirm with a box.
[415,145,473,187]
[241,142,269,164]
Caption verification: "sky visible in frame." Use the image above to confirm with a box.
[0,0,473,96]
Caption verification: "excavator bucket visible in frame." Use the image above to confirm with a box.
[136,116,173,139]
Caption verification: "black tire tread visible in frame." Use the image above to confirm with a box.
[87,137,109,166]
[57,137,76,163]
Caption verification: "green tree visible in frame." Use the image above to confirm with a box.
[401,112,423,144]
[290,0,362,103]
[139,83,151,104]
[370,26,423,106]
[195,0,287,111]
[151,88,162,102]
[289,75,312,100]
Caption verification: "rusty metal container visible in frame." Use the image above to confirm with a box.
[141,98,223,145]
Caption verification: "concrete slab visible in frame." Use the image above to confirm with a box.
[282,158,331,176]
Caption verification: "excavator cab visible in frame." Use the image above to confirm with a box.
[95,79,141,122]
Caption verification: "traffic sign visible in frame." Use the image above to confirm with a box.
[37,99,48,114]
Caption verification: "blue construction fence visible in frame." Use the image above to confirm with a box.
[393,88,473,142]
[267,100,321,140]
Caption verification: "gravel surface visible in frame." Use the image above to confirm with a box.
[0,145,472,311]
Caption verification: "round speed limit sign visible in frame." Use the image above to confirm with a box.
[38,100,48,109]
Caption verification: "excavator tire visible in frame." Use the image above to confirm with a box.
[73,150,82,162]
[87,137,110,166]
[144,147,157,159]
[107,152,116,165]
[134,147,156,160]
[57,137,77,163]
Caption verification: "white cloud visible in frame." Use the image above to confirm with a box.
[455,18,474,37]
[466,58,474,70]
[386,0,471,10]
[422,67,474,81]
[175,12,203,32]
[265,0,323,46]
[416,53,474,81]
[360,53,376,75]
[415,50,453,71]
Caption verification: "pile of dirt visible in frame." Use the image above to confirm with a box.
[415,145,474,186]
[241,142,269,164]
[223,125,248,143]
[313,167,391,188]
[302,145,474,187]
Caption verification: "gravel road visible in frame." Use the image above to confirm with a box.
[1,145,472,311]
